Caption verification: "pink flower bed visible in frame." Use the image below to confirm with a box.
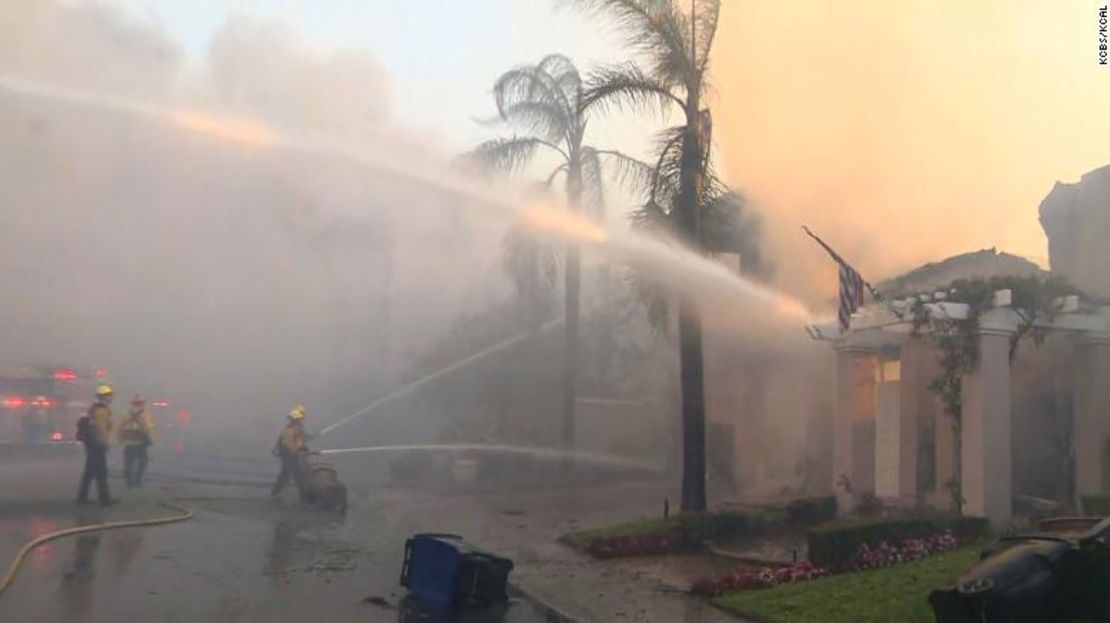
[692,531,962,597]
[844,531,960,571]
[692,561,831,597]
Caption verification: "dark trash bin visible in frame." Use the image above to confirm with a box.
[929,538,1078,623]
[400,533,514,607]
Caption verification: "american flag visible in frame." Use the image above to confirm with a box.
[803,226,874,331]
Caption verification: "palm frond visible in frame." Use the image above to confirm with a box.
[564,0,693,85]
[647,126,685,208]
[537,54,581,93]
[594,150,654,197]
[579,147,607,219]
[494,68,550,112]
[464,136,564,174]
[692,0,721,71]
[493,60,585,148]
[583,63,683,117]
[544,163,569,188]
[495,68,570,120]
[630,198,671,233]
[497,100,569,143]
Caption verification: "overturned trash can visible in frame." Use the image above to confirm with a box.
[929,516,1110,623]
[400,533,514,607]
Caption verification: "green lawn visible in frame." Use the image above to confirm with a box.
[713,544,985,623]
[562,516,679,548]
[563,510,784,549]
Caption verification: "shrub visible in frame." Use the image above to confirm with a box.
[856,492,883,516]
[785,496,838,525]
[807,515,988,568]
[679,510,775,542]
[1081,495,1110,517]
[570,510,781,559]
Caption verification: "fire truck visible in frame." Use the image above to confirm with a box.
[0,365,104,446]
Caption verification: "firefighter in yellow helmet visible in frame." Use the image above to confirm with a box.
[271,405,309,497]
[118,394,156,489]
[76,383,117,505]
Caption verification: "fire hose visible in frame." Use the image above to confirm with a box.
[0,502,194,599]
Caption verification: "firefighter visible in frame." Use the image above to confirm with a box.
[76,383,116,506]
[271,405,309,498]
[118,394,156,489]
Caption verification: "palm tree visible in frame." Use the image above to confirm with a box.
[569,0,723,511]
[466,54,645,450]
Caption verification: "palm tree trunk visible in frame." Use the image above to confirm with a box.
[563,245,580,447]
[562,163,583,449]
[677,93,708,511]
[678,296,707,510]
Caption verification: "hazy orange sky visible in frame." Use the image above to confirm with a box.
[713,0,1110,300]
[7,1,1108,306]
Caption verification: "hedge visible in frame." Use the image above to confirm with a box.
[785,496,838,526]
[806,515,989,568]
[1081,495,1110,517]
[565,509,783,557]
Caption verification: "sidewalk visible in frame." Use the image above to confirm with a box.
[379,480,749,623]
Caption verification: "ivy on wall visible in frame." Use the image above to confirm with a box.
[908,275,1077,514]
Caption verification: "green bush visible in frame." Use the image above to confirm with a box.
[785,496,838,525]
[565,509,783,555]
[679,510,778,542]
[806,515,989,568]
[1081,495,1110,517]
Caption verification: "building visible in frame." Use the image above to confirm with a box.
[1040,164,1110,299]
[809,165,1110,525]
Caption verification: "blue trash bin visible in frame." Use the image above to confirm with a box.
[400,533,514,607]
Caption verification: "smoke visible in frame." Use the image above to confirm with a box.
[713,0,1110,305]
[0,2,509,452]
[0,1,181,99]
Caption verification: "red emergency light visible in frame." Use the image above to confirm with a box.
[30,397,53,408]
[152,400,170,408]
[2,397,27,408]
[53,369,77,381]
[94,369,108,378]
[50,432,64,441]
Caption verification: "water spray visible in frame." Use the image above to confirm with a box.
[319,443,660,473]
[318,318,563,436]
[0,74,812,322]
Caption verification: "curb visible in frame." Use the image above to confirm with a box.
[509,580,581,623]
[705,542,794,568]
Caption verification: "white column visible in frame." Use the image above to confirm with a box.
[875,356,902,499]
[834,345,876,512]
[1074,335,1110,496]
[961,328,1013,525]
[896,340,928,503]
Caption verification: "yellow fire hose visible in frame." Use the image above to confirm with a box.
[0,502,194,599]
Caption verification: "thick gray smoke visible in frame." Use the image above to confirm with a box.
[0,2,832,498]
[0,2,510,453]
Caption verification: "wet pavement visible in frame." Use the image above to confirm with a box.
[0,449,754,622]
[0,452,557,622]
[370,479,745,623]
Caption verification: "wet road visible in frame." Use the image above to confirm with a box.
[0,452,556,622]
